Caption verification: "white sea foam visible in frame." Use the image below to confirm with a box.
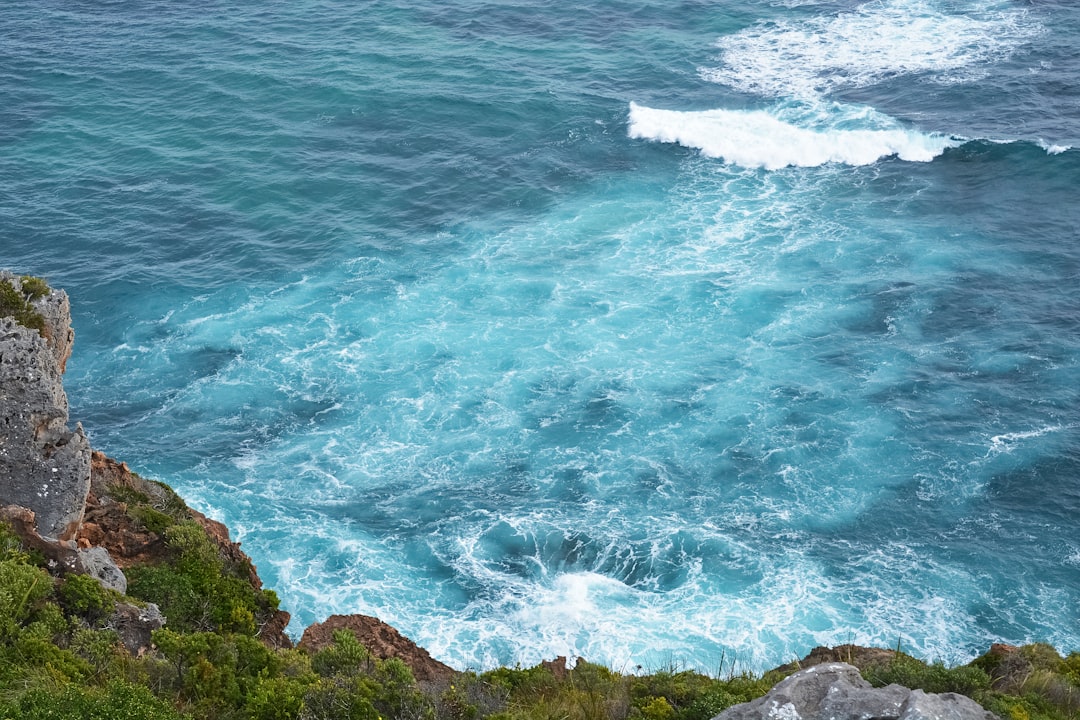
[628,102,961,169]
[987,425,1065,455]
[702,0,1039,99]
[1038,139,1072,155]
[631,0,1040,167]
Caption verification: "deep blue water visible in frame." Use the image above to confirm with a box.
[3,0,1079,672]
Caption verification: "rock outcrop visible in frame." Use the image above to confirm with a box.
[77,451,294,649]
[299,613,456,684]
[75,545,128,594]
[0,503,81,572]
[0,272,90,541]
[109,601,166,656]
[712,662,996,720]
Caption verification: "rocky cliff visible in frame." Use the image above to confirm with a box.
[0,272,437,670]
[0,271,90,541]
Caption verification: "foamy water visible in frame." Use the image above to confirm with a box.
[627,102,961,168]
[3,0,1079,672]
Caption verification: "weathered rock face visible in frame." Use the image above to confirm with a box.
[0,503,80,572]
[299,614,456,684]
[76,546,128,594]
[712,663,996,720]
[0,273,90,541]
[109,601,166,657]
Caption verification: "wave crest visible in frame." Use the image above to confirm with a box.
[628,102,962,170]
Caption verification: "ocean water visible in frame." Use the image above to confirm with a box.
[3,0,1079,672]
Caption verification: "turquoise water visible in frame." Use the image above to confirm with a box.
[3,0,1079,671]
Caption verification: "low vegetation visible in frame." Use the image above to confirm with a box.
[1,508,1077,719]
[125,521,281,636]
[0,274,49,335]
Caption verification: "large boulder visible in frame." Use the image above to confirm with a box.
[712,662,996,720]
[0,273,90,541]
[76,546,128,594]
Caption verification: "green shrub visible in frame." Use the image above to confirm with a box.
[0,281,24,316]
[125,521,278,636]
[681,687,745,720]
[435,672,511,719]
[70,628,123,674]
[58,574,117,624]
[127,565,204,631]
[148,628,317,719]
[0,279,46,335]
[165,523,221,574]
[0,522,27,563]
[8,680,186,720]
[983,689,1080,720]
[968,644,1080,720]
[482,663,556,694]
[374,656,431,720]
[24,601,70,641]
[128,504,177,534]
[983,695,1034,720]
[1063,652,1080,688]
[19,275,50,300]
[438,681,482,720]
[302,676,381,720]
[862,654,990,696]
[243,674,309,720]
[1022,644,1065,671]
[106,484,154,506]
[152,628,244,712]
[312,630,374,678]
[107,476,190,522]
[309,632,433,720]
[628,669,773,720]
[0,559,52,642]
[10,629,91,684]
[638,696,676,720]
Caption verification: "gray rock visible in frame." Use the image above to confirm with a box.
[76,546,127,594]
[0,503,80,573]
[900,690,997,720]
[109,602,166,656]
[32,285,76,374]
[0,273,90,541]
[712,663,995,720]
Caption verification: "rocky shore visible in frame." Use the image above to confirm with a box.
[2,272,1077,720]
[0,270,435,663]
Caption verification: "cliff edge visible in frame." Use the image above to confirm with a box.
[0,271,90,541]
[0,271,431,668]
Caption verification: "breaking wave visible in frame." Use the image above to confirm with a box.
[627,101,962,169]
[630,0,1040,168]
